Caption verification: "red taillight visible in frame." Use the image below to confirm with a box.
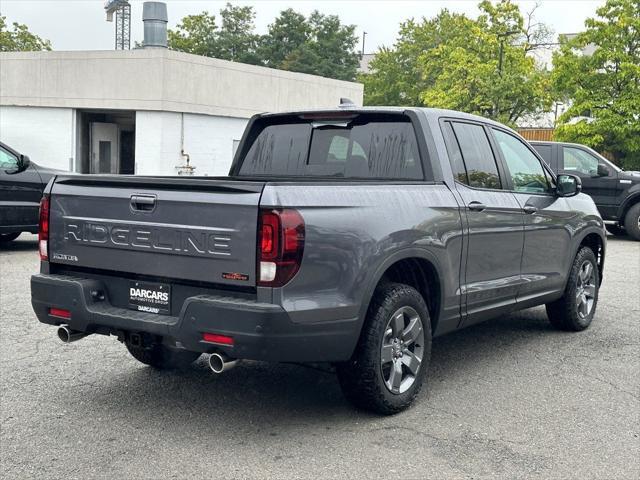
[202,333,234,346]
[49,307,71,319]
[260,213,279,260]
[38,196,50,261]
[257,208,305,287]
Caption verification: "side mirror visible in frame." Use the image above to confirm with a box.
[18,155,31,171]
[597,163,609,177]
[556,174,582,197]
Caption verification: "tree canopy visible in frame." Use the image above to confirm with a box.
[0,15,51,52]
[168,5,259,64]
[360,0,553,126]
[168,4,359,81]
[552,0,640,170]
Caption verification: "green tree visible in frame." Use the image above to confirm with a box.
[168,4,261,65]
[169,6,360,81]
[168,11,217,57]
[552,0,640,170]
[265,10,360,81]
[0,15,51,51]
[259,8,310,68]
[360,1,553,125]
[215,3,260,64]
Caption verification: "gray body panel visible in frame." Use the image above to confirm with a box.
[48,177,263,286]
[33,107,607,362]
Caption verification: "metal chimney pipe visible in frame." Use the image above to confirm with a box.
[142,2,168,48]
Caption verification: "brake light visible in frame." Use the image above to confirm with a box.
[38,196,50,261]
[202,333,234,346]
[257,209,305,287]
[49,307,71,319]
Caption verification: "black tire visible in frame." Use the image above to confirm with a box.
[336,283,432,415]
[0,232,21,244]
[546,247,600,331]
[126,342,201,369]
[623,203,640,241]
[605,223,626,237]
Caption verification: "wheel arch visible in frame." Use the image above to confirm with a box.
[617,190,640,223]
[357,249,444,339]
[574,229,606,285]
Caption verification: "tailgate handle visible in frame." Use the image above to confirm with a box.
[130,195,156,212]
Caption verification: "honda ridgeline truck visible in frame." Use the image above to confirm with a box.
[31,108,606,414]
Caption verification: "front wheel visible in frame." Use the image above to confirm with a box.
[0,232,21,244]
[336,283,432,415]
[546,246,600,331]
[623,203,640,241]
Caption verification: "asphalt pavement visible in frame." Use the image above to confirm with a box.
[1,233,638,479]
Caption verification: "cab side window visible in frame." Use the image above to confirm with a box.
[493,129,550,194]
[562,147,599,176]
[0,147,19,170]
[450,122,502,189]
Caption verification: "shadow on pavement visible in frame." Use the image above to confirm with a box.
[58,308,558,430]
[0,235,38,252]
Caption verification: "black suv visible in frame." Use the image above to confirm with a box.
[0,141,60,244]
[531,141,640,240]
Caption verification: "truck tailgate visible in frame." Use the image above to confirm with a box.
[48,176,264,287]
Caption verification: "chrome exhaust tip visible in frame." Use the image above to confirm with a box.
[57,325,89,343]
[208,352,238,374]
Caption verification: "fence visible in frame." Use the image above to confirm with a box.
[517,128,555,141]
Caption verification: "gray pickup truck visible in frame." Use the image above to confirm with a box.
[31,108,606,414]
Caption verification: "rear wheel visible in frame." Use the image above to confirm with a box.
[623,203,640,241]
[126,342,201,369]
[605,223,626,237]
[336,283,431,415]
[0,232,21,244]
[546,246,599,331]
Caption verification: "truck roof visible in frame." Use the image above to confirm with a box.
[258,107,512,131]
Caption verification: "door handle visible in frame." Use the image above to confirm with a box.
[523,205,538,214]
[467,201,486,212]
[130,194,156,212]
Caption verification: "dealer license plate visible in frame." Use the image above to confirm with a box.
[128,281,171,315]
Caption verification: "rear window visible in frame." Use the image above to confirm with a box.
[238,115,424,180]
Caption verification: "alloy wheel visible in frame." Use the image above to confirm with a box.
[576,261,596,319]
[380,306,425,394]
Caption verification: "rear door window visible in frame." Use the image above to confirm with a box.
[450,122,501,189]
[239,116,424,180]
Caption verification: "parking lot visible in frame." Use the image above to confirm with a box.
[1,233,638,479]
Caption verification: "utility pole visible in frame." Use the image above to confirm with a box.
[361,31,367,59]
[497,30,519,77]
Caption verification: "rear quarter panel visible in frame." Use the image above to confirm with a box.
[260,183,464,334]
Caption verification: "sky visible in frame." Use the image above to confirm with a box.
[0,0,604,53]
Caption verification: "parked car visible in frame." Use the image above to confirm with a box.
[31,108,606,414]
[530,141,640,240]
[0,141,60,244]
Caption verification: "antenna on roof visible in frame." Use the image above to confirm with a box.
[339,98,356,109]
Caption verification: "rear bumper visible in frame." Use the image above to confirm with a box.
[0,225,37,234]
[31,274,359,362]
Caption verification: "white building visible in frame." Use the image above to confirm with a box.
[0,49,363,176]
